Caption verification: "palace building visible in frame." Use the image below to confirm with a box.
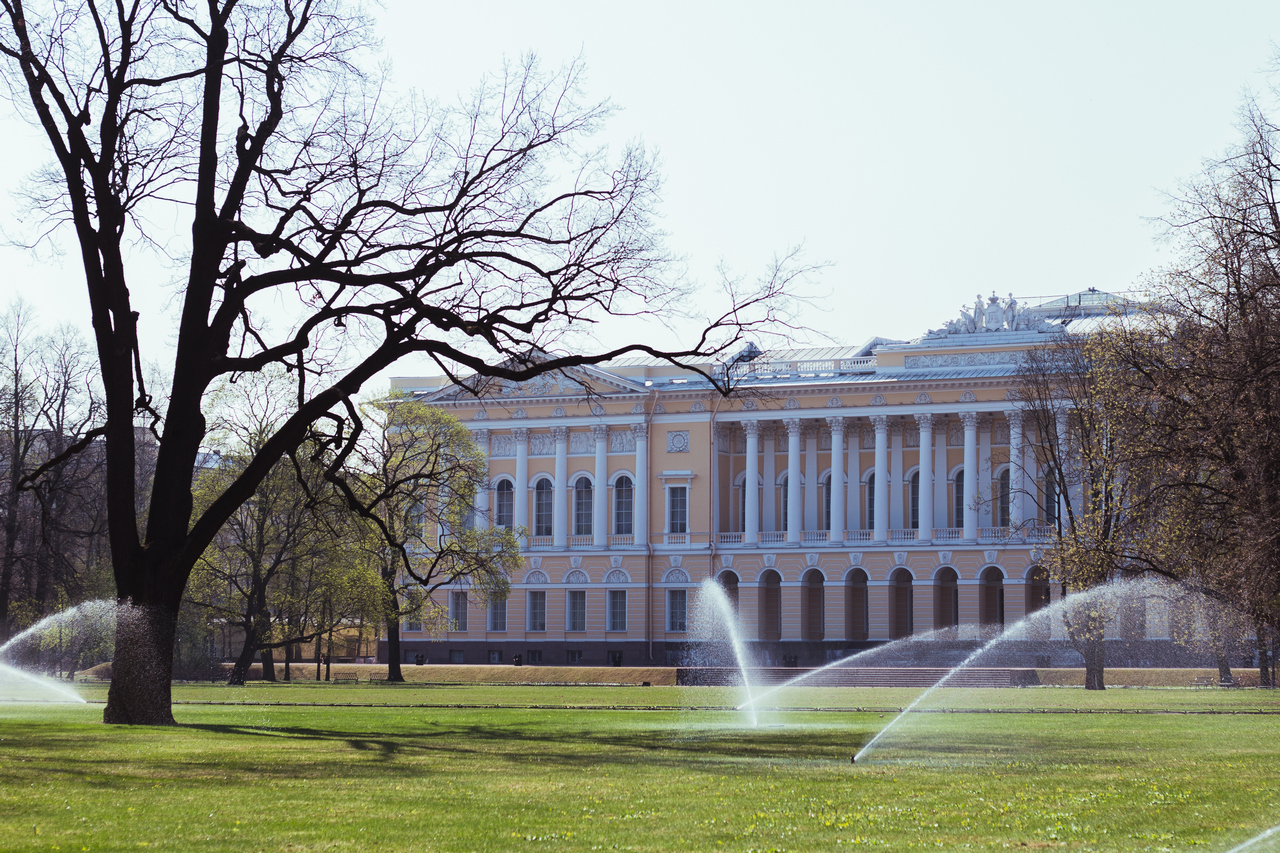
[384,291,1121,667]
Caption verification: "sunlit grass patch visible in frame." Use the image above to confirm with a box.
[1,686,1278,851]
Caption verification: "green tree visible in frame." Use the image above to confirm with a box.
[330,396,519,683]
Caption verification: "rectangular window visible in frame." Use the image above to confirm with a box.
[449,649,464,664]
[449,591,468,632]
[667,589,687,632]
[668,486,688,534]
[527,590,546,632]
[495,484,514,529]
[614,477,634,535]
[909,473,920,529]
[608,589,627,632]
[954,471,965,528]
[405,617,423,633]
[488,650,503,664]
[488,599,507,632]
[574,482,593,536]
[566,650,582,664]
[526,649,542,664]
[534,482,553,536]
[566,590,587,632]
[866,475,875,529]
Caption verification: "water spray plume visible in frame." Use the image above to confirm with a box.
[0,600,117,704]
[692,579,759,727]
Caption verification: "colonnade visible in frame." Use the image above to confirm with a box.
[735,409,1033,546]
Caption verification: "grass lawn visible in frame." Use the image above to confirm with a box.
[2,684,1280,852]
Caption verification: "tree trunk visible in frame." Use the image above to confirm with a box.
[1258,622,1272,687]
[383,575,404,683]
[386,617,404,683]
[103,604,176,725]
[227,628,258,686]
[1081,637,1106,690]
[260,646,276,682]
[283,642,292,682]
[1216,653,1232,683]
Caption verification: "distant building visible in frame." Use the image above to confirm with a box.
[384,291,1124,667]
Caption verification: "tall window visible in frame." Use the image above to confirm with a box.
[488,599,507,632]
[533,479,553,536]
[614,476,633,534]
[909,471,920,529]
[527,590,546,632]
[668,486,688,534]
[573,478,593,536]
[822,474,832,530]
[667,589,687,632]
[449,591,468,632]
[998,469,1011,527]
[567,590,586,632]
[1045,478,1058,526]
[780,475,789,531]
[495,480,514,529]
[954,470,965,527]
[866,473,875,529]
[608,590,627,631]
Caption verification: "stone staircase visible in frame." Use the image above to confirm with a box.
[677,666,1040,688]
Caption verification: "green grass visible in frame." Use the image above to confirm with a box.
[3,685,1280,852]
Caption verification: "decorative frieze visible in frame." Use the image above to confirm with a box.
[609,429,636,454]
[490,435,515,457]
[529,433,556,456]
[666,430,690,453]
[904,351,1024,369]
[569,431,594,455]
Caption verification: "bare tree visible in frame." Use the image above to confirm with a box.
[0,1,797,723]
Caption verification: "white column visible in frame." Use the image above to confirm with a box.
[827,417,845,543]
[1056,408,1071,526]
[961,411,979,543]
[474,429,490,530]
[743,421,760,546]
[632,424,648,546]
[592,425,609,548]
[804,426,819,532]
[914,413,933,544]
[513,428,529,545]
[847,421,861,532]
[1007,409,1024,531]
[552,426,569,548]
[934,419,948,529]
[871,414,889,544]
[761,425,777,532]
[889,422,904,530]
[784,418,803,544]
[978,416,993,527]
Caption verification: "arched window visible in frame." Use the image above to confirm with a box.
[613,476,633,535]
[573,478,593,536]
[495,480,514,529]
[998,468,1011,527]
[866,473,875,530]
[533,479,553,536]
[953,470,965,527]
[909,471,920,529]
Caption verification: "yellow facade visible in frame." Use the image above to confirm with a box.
[387,294,1090,666]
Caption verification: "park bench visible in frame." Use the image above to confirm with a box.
[329,675,358,684]
[1191,676,1215,686]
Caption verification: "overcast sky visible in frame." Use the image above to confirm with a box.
[4,1,1280,378]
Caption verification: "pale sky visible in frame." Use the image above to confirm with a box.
[3,1,1280,379]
